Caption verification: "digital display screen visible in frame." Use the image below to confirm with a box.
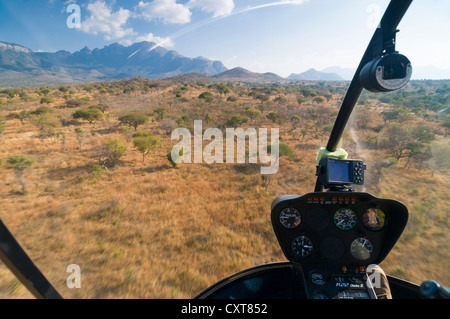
[337,290,369,299]
[328,160,351,183]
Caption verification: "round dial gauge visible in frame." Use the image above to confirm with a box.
[291,236,314,258]
[350,237,374,261]
[279,207,301,229]
[310,272,327,286]
[334,208,357,230]
[313,292,329,299]
[363,208,386,231]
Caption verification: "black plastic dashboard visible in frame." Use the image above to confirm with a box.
[269,192,409,299]
[271,192,408,266]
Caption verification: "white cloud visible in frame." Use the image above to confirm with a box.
[187,0,235,17]
[80,1,135,40]
[135,33,174,47]
[137,0,191,24]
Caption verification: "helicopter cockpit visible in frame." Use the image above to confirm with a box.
[0,0,449,303]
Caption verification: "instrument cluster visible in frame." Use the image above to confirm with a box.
[271,192,408,266]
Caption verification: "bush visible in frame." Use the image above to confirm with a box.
[268,143,296,160]
[198,91,213,102]
[226,115,249,127]
[167,149,183,168]
[40,97,55,104]
[133,133,161,163]
[119,113,149,130]
[100,138,127,167]
[72,108,103,124]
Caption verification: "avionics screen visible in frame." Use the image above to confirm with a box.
[328,160,351,183]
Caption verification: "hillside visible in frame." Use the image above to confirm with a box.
[0,78,448,298]
[212,67,286,82]
[0,41,228,87]
[288,68,344,81]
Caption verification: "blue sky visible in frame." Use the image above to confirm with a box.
[0,0,449,78]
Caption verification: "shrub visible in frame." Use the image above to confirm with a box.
[40,97,54,104]
[119,113,149,130]
[198,91,213,102]
[72,108,103,124]
[226,115,249,127]
[133,133,161,163]
[167,149,184,168]
[7,155,34,193]
[99,138,127,167]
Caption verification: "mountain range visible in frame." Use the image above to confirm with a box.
[0,41,227,87]
[287,68,344,81]
[0,40,448,87]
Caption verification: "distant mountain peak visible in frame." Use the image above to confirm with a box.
[288,68,344,81]
[213,67,285,82]
[0,40,228,86]
[0,41,32,54]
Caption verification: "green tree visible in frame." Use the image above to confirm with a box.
[133,133,161,163]
[216,83,230,96]
[274,95,287,104]
[28,113,58,133]
[74,127,86,149]
[16,110,28,125]
[226,115,249,127]
[297,97,306,105]
[404,142,425,168]
[199,91,214,102]
[266,111,281,124]
[313,96,324,104]
[72,108,103,124]
[167,149,184,168]
[7,155,34,194]
[381,109,407,123]
[119,113,149,131]
[290,115,301,130]
[88,104,109,113]
[40,97,54,104]
[411,124,435,143]
[279,143,296,160]
[153,107,167,121]
[99,138,127,168]
[244,108,261,121]
[380,123,412,160]
[204,113,212,124]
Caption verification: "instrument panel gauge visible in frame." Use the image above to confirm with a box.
[334,208,357,230]
[363,208,386,231]
[310,272,327,286]
[279,207,301,229]
[350,237,374,261]
[291,236,313,258]
[313,292,329,299]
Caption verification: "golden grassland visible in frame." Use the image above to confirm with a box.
[0,79,448,298]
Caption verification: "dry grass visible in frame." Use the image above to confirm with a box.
[0,79,448,299]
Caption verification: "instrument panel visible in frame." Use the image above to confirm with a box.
[271,192,408,266]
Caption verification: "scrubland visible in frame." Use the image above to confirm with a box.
[0,78,448,298]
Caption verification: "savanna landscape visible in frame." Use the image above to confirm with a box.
[0,77,448,298]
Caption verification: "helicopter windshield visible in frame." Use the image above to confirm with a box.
[0,0,449,300]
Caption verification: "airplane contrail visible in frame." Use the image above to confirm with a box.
[146,0,310,52]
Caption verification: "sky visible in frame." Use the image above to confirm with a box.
[0,0,449,78]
